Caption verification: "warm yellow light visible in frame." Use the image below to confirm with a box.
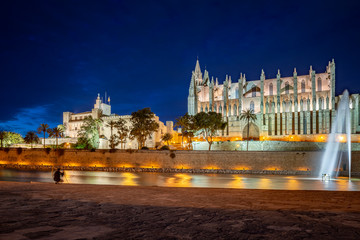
[337,134,346,143]
[235,166,250,170]
[204,165,219,170]
[117,164,134,168]
[175,165,190,169]
[141,164,160,169]
[265,167,280,171]
[67,162,81,167]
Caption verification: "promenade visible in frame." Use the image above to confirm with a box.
[1,181,360,239]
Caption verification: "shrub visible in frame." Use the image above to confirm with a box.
[160,145,170,150]
[3,148,10,153]
[45,148,51,154]
[90,148,96,152]
[141,146,149,150]
[170,152,176,159]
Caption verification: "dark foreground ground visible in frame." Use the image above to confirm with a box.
[0,182,360,240]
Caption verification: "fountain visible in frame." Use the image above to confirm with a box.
[318,90,351,180]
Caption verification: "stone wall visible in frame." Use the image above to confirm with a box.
[0,148,359,175]
[192,140,360,151]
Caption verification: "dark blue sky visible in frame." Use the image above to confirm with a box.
[1,0,360,135]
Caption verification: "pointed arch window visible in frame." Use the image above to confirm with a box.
[285,81,290,94]
[219,105,222,115]
[319,97,324,110]
[269,83,273,96]
[301,80,305,93]
[228,105,231,116]
[205,106,208,113]
[201,106,203,112]
[317,78,322,92]
[233,104,237,116]
[250,101,255,111]
[252,86,256,97]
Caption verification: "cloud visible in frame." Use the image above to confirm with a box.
[0,105,59,136]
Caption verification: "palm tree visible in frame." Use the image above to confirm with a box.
[115,118,128,149]
[106,120,118,149]
[240,109,257,151]
[24,131,40,148]
[37,123,49,148]
[161,133,173,146]
[48,127,64,149]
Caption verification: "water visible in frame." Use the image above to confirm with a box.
[1,169,360,191]
[318,90,352,179]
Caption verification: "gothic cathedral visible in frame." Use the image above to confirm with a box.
[187,59,360,141]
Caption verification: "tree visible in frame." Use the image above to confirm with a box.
[78,116,103,149]
[47,127,64,148]
[106,120,118,149]
[74,137,92,149]
[1,131,24,147]
[24,131,40,148]
[129,108,159,149]
[0,130,5,148]
[161,133,173,146]
[240,109,257,151]
[37,123,49,148]
[194,112,227,151]
[175,113,197,150]
[115,118,129,149]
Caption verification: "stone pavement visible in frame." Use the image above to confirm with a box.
[0,182,360,239]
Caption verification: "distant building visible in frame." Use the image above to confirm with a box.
[188,59,360,141]
[63,94,172,149]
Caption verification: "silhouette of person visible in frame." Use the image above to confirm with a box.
[53,168,64,184]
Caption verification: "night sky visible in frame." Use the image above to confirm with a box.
[1,0,360,135]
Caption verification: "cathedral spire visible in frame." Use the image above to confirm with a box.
[194,58,202,83]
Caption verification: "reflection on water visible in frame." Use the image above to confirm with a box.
[1,169,360,191]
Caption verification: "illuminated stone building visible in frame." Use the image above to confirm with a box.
[63,94,170,149]
[188,59,360,141]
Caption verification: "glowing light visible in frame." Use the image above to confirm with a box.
[175,165,190,169]
[117,164,134,168]
[234,166,250,170]
[204,165,219,170]
[265,167,280,171]
[337,135,346,143]
[297,167,309,171]
[121,172,138,186]
[141,164,160,169]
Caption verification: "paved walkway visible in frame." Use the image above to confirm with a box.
[1,182,360,239]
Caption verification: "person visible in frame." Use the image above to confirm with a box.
[53,168,64,184]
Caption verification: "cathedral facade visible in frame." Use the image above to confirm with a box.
[188,59,360,141]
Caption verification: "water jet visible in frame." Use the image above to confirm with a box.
[318,90,351,180]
